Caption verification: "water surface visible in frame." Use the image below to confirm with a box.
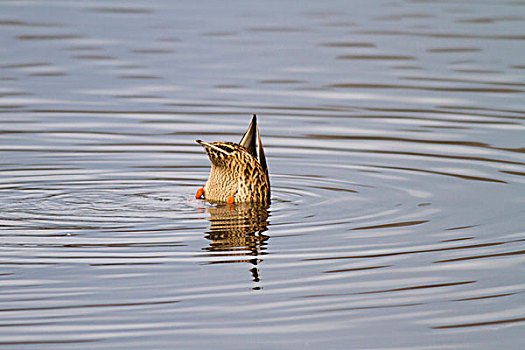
[1,0,524,349]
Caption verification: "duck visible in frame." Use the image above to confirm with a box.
[195,114,270,206]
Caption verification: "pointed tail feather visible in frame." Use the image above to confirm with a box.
[239,114,258,159]
[257,124,268,174]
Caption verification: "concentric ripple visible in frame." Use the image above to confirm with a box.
[0,107,524,348]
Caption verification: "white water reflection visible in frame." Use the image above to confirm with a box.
[230,89,470,105]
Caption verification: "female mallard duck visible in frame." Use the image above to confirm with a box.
[195,115,270,206]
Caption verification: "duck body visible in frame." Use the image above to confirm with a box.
[196,115,270,206]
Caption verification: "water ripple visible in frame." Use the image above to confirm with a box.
[1,0,524,348]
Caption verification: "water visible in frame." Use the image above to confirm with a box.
[1,0,524,348]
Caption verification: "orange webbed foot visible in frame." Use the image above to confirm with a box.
[195,187,204,199]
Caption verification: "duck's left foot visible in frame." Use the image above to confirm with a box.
[227,196,235,205]
[195,187,204,199]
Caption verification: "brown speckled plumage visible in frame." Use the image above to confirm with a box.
[196,115,270,205]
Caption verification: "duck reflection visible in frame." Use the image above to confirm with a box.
[202,203,269,289]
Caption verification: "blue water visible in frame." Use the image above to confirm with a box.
[1,1,524,349]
